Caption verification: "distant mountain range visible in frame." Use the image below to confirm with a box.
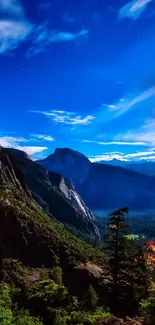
[2,147,99,239]
[98,159,155,177]
[37,148,155,211]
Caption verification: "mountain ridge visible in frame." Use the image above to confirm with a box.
[37,147,155,211]
[3,146,99,239]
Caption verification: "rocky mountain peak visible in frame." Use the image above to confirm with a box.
[37,148,91,186]
[45,148,91,168]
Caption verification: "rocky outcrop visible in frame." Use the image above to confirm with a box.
[0,146,30,195]
[97,317,143,325]
[37,148,155,211]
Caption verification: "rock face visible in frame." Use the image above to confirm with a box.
[4,147,99,239]
[37,148,155,211]
[0,146,30,195]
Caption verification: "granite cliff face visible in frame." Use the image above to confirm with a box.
[37,148,155,211]
[0,145,103,269]
[0,146,30,195]
[3,147,99,239]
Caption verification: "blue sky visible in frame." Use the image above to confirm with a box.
[1,0,155,161]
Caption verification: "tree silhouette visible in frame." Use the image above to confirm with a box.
[105,207,149,316]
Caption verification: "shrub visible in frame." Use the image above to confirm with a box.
[0,283,13,325]
[51,267,63,286]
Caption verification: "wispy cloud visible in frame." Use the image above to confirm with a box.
[83,140,147,146]
[104,85,155,118]
[31,110,95,126]
[126,149,155,159]
[27,25,89,57]
[83,118,155,157]
[102,104,117,109]
[17,146,48,155]
[0,0,88,56]
[0,136,48,156]
[31,134,54,141]
[89,152,127,163]
[115,119,155,146]
[49,29,88,42]
[119,0,152,20]
[0,0,33,54]
[0,20,32,54]
[0,136,27,147]
[89,149,155,163]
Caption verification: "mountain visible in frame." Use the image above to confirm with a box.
[0,145,105,293]
[38,148,91,187]
[101,159,155,177]
[4,147,99,239]
[37,148,155,211]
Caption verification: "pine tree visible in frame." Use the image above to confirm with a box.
[85,285,98,311]
[105,207,149,317]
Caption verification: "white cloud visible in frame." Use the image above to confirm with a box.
[0,136,48,156]
[0,20,32,54]
[142,118,155,129]
[32,110,95,126]
[119,0,152,20]
[27,26,89,57]
[89,153,127,163]
[31,134,54,141]
[16,146,48,155]
[0,1,88,56]
[0,136,27,147]
[139,156,155,160]
[89,149,155,163]
[49,29,88,42]
[125,149,155,158]
[115,119,155,147]
[102,104,116,109]
[83,140,146,146]
[117,131,155,146]
[0,0,33,54]
[105,85,155,117]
